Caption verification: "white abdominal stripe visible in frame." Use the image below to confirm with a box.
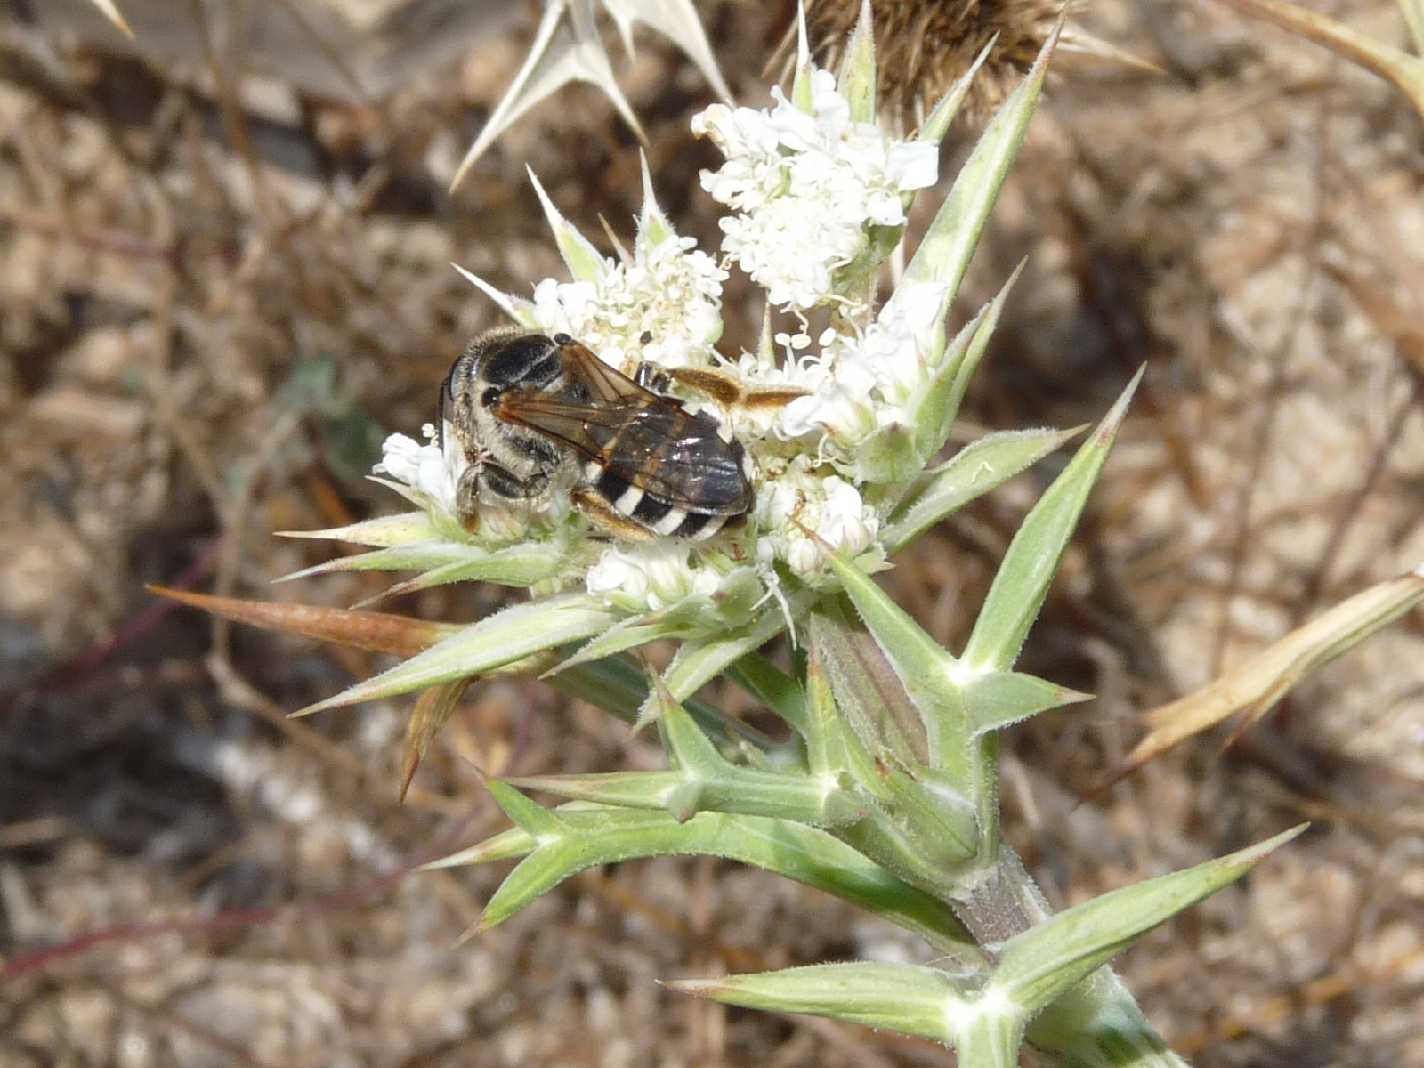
[581,459,728,540]
[614,483,644,514]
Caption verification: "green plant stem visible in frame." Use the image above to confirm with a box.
[973,732,1002,866]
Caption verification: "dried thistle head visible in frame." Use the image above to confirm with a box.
[804,0,1067,124]
[814,0,1144,126]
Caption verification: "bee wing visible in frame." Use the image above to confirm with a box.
[557,340,649,405]
[496,392,752,514]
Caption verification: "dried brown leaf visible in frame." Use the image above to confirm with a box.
[148,585,457,658]
[1096,571,1424,792]
[400,679,473,802]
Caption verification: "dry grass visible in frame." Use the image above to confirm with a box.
[2,1,1423,1066]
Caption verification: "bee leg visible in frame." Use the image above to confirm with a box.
[572,487,655,542]
[455,465,483,533]
[457,463,552,533]
[481,464,549,501]
[633,362,673,394]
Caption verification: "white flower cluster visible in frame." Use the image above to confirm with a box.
[692,68,937,310]
[778,280,949,448]
[755,465,880,579]
[586,542,729,613]
[532,232,727,374]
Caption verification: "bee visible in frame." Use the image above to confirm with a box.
[439,330,757,541]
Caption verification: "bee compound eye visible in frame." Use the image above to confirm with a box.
[481,387,501,407]
[552,332,572,345]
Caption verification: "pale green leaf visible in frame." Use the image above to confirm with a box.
[421,821,534,867]
[727,652,809,737]
[544,597,712,675]
[1020,973,1188,1068]
[294,593,618,716]
[273,543,471,584]
[275,511,440,548]
[837,0,877,123]
[637,151,675,248]
[672,963,961,1042]
[275,541,563,591]
[801,651,839,776]
[639,605,792,727]
[435,800,973,951]
[903,26,1060,326]
[452,264,538,327]
[527,167,609,283]
[994,825,1307,1014]
[655,679,732,776]
[504,770,684,810]
[884,427,1084,554]
[963,367,1142,674]
[850,420,921,485]
[807,605,928,766]
[916,41,993,146]
[487,780,562,836]
[356,543,568,602]
[791,0,815,111]
[505,764,859,828]
[512,683,863,827]
[363,478,461,539]
[912,262,1024,465]
[845,762,979,871]
[822,554,969,771]
[961,670,1091,734]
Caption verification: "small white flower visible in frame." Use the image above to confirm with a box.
[753,464,879,581]
[374,426,463,516]
[772,280,950,449]
[818,476,878,555]
[531,278,600,339]
[779,358,878,442]
[586,547,652,605]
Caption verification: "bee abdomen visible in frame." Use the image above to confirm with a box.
[586,463,731,540]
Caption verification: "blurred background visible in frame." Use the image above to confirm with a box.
[2,1,1423,1064]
